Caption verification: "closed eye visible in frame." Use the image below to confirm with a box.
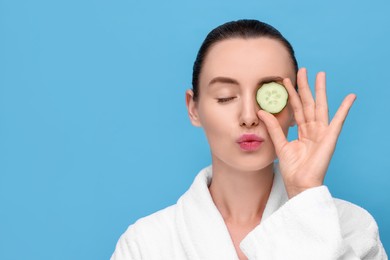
[216,97,236,103]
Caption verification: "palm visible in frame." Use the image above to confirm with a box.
[278,121,332,195]
[258,68,356,198]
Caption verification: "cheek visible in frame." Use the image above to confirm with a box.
[198,102,229,135]
[198,102,237,147]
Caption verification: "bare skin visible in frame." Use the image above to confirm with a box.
[186,38,355,259]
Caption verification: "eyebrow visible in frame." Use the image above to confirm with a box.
[208,76,285,87]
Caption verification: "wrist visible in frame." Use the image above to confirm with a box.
[286,183,323,199]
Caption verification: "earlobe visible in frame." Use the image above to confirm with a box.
[185,89,202,127]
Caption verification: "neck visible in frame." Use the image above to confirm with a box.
[209,159,274,225]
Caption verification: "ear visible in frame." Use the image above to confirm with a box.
[185,89,202,127]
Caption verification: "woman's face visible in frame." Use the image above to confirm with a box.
[186,37,296,172]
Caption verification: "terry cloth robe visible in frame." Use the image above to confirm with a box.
[111,164,388,260]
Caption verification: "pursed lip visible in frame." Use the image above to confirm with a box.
[236,134,264,151]
[236,134,264,143]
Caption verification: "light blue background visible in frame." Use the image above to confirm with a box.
[1,0,389,259]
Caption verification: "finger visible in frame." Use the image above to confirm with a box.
[315,72,329,125]
[283,77,305,126]
[297,68,315,122]
[329,94,356,137]
[258,109,288,155]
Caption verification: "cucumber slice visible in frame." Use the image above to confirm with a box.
[256,82,288,114]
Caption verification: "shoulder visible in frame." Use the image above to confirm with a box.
[123,204,178,243]
[111,204,182,259]
[333,198,384,257]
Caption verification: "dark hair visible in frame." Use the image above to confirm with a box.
[191,19,298,101]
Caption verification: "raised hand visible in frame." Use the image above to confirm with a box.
[258,68,356,198]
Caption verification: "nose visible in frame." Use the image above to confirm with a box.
[239,95,260,128]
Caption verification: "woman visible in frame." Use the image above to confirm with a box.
[111,20,387,259]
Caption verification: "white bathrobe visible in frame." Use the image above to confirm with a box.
[111,164,387,259]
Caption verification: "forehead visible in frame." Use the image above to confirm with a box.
[200,38,295,86]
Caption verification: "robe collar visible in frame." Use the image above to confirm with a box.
[175,163,288,259]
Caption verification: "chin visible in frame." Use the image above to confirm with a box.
[241,162,274,172]
[225,156,275,173]
[211,146,276,173]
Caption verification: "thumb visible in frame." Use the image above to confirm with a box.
[257,110,288,155]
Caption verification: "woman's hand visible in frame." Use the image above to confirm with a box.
[258,68,356,198]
